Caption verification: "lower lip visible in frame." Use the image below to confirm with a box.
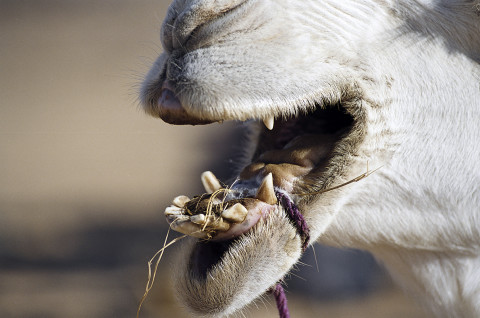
[211,202,275,241]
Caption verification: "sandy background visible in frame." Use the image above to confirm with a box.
[0,1,427,317]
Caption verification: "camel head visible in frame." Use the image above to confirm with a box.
[140,0,480,317]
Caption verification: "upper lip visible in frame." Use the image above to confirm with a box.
[156,80,277,129]
[156,81,216,125]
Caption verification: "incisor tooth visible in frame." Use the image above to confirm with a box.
[190,214,206,225]
[201,171,222,194]
[255,173,277,205]
[172,195,190,208]
[166,214,189,224]
[165,206,184,216]
[166,214,185,224]
[263,117,274,130]
[203,215,230,231]
[171,219,208,239]
[222,203,248,223]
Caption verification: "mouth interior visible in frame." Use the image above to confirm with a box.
[189,239,235,279]
[189,102,355,277]
[258,104,355,152]
[240,103,355,194]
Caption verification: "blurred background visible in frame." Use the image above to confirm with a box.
[0,1,426,317]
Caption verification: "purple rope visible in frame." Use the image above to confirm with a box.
[272,283,290,318]
[276,191,310,251]
[269,191,311,318]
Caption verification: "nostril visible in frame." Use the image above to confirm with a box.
[165,0,249,51]
[161,2,182,53]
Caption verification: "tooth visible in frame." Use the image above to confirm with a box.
[204,215,231,232]
[222,203,248,223]
[255,173,277,205]
[173,195,190,208]
[263,117,274,130]
[166,214,189,225]
[165,206,184,216]
[190,214,206,225]
[201,171,222,194]
[165,215,178,224]
[167,214,189,221]
[171,219,208,239]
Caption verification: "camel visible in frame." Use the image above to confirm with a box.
[140,0,480,317]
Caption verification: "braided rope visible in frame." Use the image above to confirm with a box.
[272,283,290,318]
[269,191,310,318]
[276,191,310,251]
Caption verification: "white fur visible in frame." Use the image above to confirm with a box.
[142,0,480,317]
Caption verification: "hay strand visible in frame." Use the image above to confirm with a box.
[136,228,186,318]
[202,187,231,231]
[296,163,382,196]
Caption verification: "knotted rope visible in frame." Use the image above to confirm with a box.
[269,191,311,318]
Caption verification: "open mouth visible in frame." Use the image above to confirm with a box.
[159,82,359,278]
[139,1,375,314]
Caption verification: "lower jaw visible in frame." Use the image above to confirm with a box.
[175,209,302,317]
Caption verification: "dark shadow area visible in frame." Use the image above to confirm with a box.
[0,220,166,270]
[287,245,384,300]
[0,220,384,298]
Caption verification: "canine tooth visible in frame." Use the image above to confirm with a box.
[256,173,277,205]
[165,206,184,216]
[172,195,190,208]
[201,171,222,194]
[263,117,274,130]
[222,203,248,223]
[190,214,206,225]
